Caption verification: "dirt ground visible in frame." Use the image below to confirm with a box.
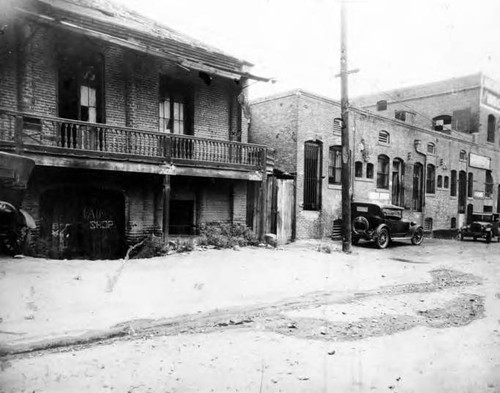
[0,238,499,392]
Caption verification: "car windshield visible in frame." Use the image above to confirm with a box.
[472,214,497,222]
[382,208,402,219]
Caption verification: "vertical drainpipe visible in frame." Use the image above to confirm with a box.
[414,139,427,225]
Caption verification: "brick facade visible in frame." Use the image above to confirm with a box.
[1,2,262,258]
[250,78,500,239]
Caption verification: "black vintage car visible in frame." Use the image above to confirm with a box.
[0,152,36,255]
[459,213,500,243]
[351,201,424,249]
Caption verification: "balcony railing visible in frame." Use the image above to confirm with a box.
[0,108,266,170]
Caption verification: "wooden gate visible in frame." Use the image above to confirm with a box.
[267,177,295,245]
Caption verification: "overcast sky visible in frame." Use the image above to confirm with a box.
[116,0,500,100]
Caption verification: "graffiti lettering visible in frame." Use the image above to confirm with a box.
[89,220,114,230]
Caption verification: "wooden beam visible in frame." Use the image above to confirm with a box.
[162,175,171,241]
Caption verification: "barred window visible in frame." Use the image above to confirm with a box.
[378,130,390,144]
[304,141,323,210]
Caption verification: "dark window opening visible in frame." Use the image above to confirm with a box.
[413,163,423,211]
[485,170,493,198]
[328,146,341,185]
[354,161,363,178]
[484,205,493,213]
[377,155,390,189]
[169,200,195,235]
[450,170,457,197]
[392,158,405,207]
[427,143,435,154]
[424,217,433,232]
[377,100,387,111]
[459,150,467,161]
[458,171,467,213]
[304,141,322,210]
[437,175,443,189]
[467,172,473,198]
[395,110,406,122]
[426,164,436,194]
[159,75,192,135]
[451,217,457,228]
[366,163,374,179]
[487,114,496,143]
[444,175,449,189]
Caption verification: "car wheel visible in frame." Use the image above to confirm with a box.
[376,228,390,249]
[411,227,424,245]
[353,216,369,235]
[486,232,492,244]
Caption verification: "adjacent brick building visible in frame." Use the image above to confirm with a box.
[0,0,271,258]
[250,74,500,239]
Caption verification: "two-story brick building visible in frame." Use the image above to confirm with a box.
[0,0,271,259]
[250,74,500,239]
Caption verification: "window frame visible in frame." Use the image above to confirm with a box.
[378,130,390,145]
[303,141,323,210]
[376,154,390,189]
[328,145,342,185]
[426,164,436,194]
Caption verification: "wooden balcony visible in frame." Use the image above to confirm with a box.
[0,108,269,178]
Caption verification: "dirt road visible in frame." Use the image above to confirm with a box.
[0,238,499,392]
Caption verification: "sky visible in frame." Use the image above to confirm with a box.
[115,0,500,100]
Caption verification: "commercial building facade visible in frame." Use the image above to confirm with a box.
[250,74,500,239]
[0,0,271,258]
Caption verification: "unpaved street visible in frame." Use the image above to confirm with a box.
[0,238,499,392]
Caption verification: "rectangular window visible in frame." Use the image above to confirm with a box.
[354,161,363,178]
[377,155,389,189]
[304,142,322,210]
[159,75,189,134]
[328,146,342,185]
[450,170,457,197]
[426,165,436,194]
[395,110,406,122]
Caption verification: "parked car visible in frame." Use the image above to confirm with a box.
[351,201,424,249]
[0,201,36,255]
[459,213,500,243]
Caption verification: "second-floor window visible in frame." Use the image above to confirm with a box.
[487,114,496,143]
[159,76,191,134]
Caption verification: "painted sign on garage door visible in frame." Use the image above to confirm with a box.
[40,187,125,259]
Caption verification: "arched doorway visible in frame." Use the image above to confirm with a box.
[40,186,125,259]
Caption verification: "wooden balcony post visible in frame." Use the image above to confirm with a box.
[258,148,268,241]
[162,175,171,241]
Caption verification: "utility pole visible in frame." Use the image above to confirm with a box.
[339,1,357,253]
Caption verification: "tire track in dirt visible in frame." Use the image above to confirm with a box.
[0,268,484,359]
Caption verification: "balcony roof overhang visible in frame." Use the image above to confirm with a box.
[15,2,273,83]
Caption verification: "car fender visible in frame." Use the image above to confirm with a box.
[408,225,423,236]
[375,223,390,238]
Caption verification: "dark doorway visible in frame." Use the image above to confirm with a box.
[40,187,125,259]
[458,171,467,214]
[169,200,195,235]
[467,203,474,225]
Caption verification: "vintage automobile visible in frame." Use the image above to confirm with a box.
[459,213,500,243]
[351,201,424,249]
[0,201,36,255]
[0,152,36,256]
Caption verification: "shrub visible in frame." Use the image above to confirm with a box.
[198,222,259,248]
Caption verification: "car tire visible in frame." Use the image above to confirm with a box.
[486,232,492,244]
[376,228,390,249]
[411,227,424,245]
[353,216,369,235]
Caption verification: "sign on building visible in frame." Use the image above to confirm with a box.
[469,153,491,170]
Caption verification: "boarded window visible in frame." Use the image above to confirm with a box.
[304,141,322,210]
[487,114,496,143]
[452,108,471,132]
[354,161,363,178]
[432,115,451,131]
[378,130,390,144]
[459,150,467,161]
[427,143,435,154]
[328,145,342,185]
[333,118,342,134]
[377,155,390,189]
